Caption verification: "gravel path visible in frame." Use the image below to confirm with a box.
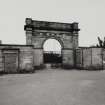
[0,69,105,105]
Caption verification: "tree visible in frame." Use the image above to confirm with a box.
[103,37,105,47]
[97,36,103,47]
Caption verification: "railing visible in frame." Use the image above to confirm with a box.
[44,51,61,54]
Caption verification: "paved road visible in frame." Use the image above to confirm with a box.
[0,69,105,105]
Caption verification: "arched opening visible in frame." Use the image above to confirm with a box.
[43,38,62,68]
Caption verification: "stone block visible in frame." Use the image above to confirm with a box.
[33,49,43,66]
[62,49,74,68]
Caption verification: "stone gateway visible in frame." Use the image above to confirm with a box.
[24,18,80,68]
[0,18,105,73]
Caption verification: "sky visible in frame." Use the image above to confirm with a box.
[0,0,105,47]
[43,39,61,52]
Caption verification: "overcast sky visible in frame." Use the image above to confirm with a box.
[0,0,105,47]
[43,39,62,52]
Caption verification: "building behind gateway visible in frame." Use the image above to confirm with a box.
[0,18,105,73]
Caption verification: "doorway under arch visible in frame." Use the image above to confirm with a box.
[43,38,62,67]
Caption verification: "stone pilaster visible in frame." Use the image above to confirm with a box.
[26,30,32,45]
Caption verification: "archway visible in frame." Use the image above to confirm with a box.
[43,38,62,68]
[25,18,80,69]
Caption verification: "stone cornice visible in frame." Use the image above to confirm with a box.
[24,18,80,32]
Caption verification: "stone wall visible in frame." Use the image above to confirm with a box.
[91,48,103,69]
[62,49,74,68]
[102,48,105,69]
[0,50,3,72]
[19,46,34,72]
[33,49,43,66]
[0,45,34,73]
[83,48,92,69]
[76,49,83,68]
[76,47,103,70]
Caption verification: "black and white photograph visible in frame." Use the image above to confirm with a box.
[0,0,105,105]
